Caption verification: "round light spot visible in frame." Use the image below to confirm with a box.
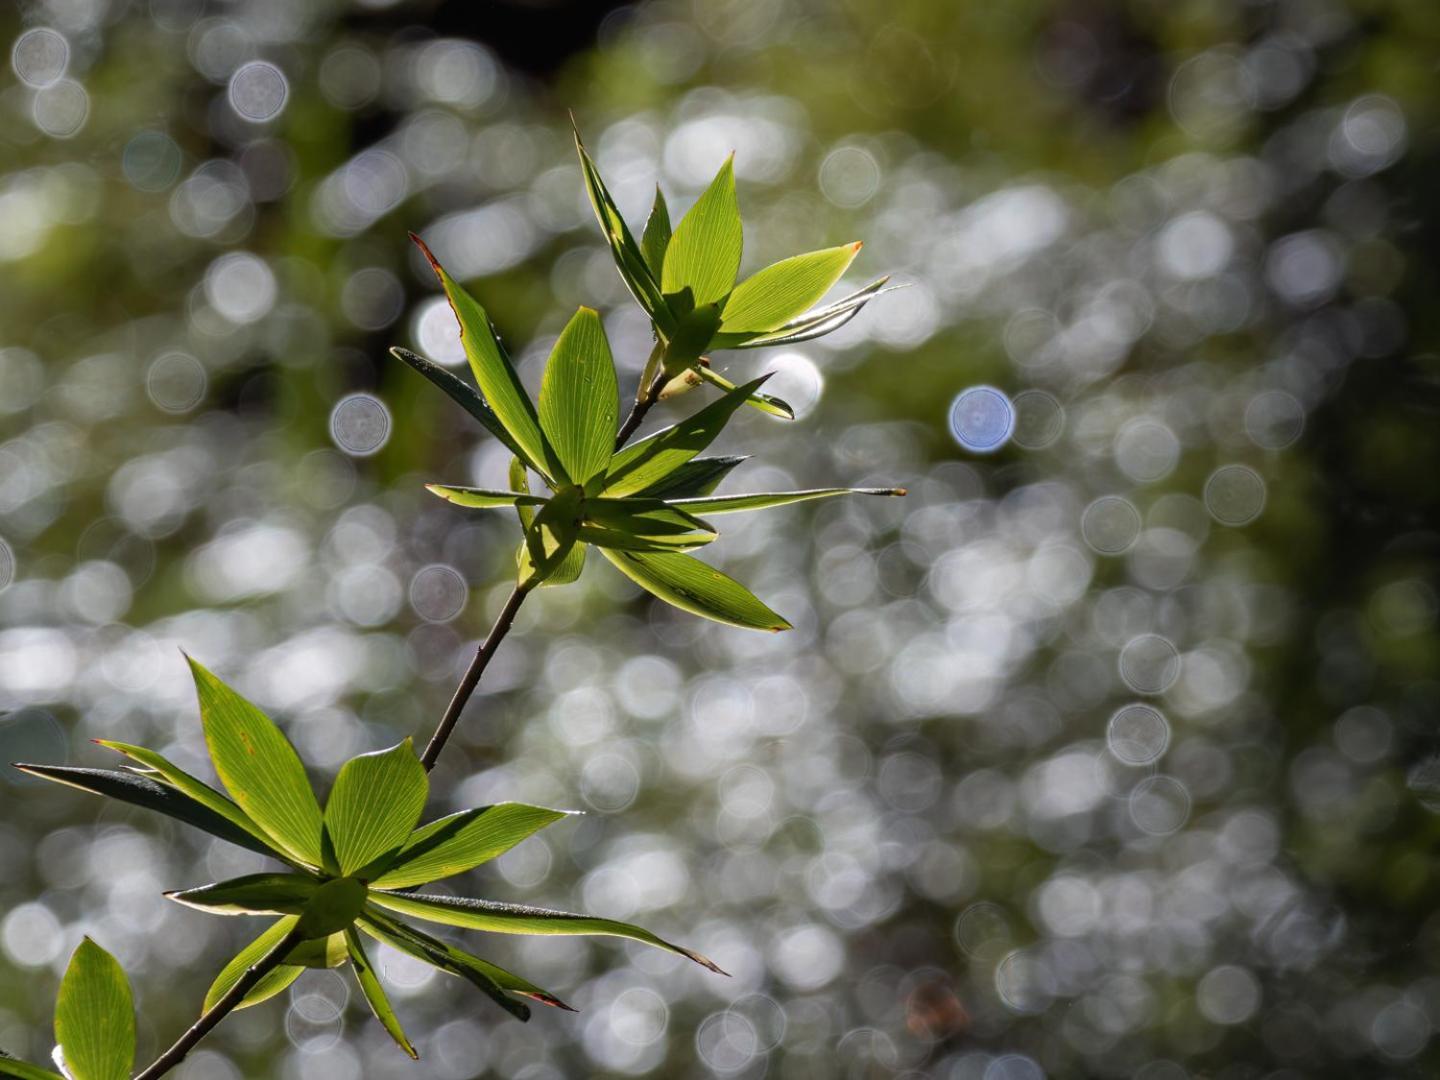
[994,949,1052,1013]
[0,709,65,783]
[0,537,13,592]
[122,131,183,192]
[204,252,276,324]
[1204,464,1266,526]
[1107,703,1170,765]
[413,296,467,367]
[32,79,89,138]
[409,564,467,623]
[1114,419,1180,483]
[765,351,824,420]
[819,146,881,208]
[1081,495,1142,555]
[146,352,207,413]
[228,60,289,122]
[329,393,391,456]
[726,994,786,1053]
[1371,1001,1430,1060]
[1,901,63,967]
[949,386,1014,453]
[1010,389,1065,449]
[1119,634,1180,694]
[11,28,69,88]
[1195,965,1260,1025]
[1129,775,1191,835]
[1244,390,1305,449]
[580,753,640,812]
[340,267,404,331]
[954,901,1012,959]
[612,988,668,1047]
[696,1011,758,1073]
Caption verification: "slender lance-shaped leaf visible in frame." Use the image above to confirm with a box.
[602,376,768,497]
[538,307,619,486]
[573,127,674,335]
[670,487,906,515]
[640,185,671,280]
[323,740,428,877]
[720,243,862,334]
[695,366,795,420]
[411,234,555,478]
[203,917,305,1011]
[580,499,717,552]
[358,911,532,1022]
[510,457,536,530]
[425,485,548,510]
[188,656,325,867]
[54,939,133,1080]
[345,929,417,1060]
[367,892,727,975]
[637,455,748,499]
[93,741,276,856]
[662,155,742,307]
[599,549,790,633]
[372,803,574,890]
[388,347,522,459]
[0,1054,62,1080]
[165,873,318,917]
[721,277,900,349]
[11,765,276,858]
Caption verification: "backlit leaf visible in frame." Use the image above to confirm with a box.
[662,155,742,307]
[388,347,522,458]
[670,487,905,515]
[188,656,325,867]
[323,740,428,877]
[599,549,790,632]
[0,1054,62,1080]
[345,929,417,1059]
[54,939,132,1080]
[640,185,671,279]
[538,307,618,486]
[424,485,547,510]
[203,917,304,1012]
[636,455,748,499]
[695,366,794,419]
[165,873,317,917]
[721,277,899,349]
[580,498,716,552]
[371,803,574,890]
[720,243,862,333]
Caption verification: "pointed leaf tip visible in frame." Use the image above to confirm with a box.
[409,232,441,274]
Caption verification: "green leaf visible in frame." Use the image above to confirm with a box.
[659,304,722,376]
[0,1054,63,1080]
[358,910,533,1022]
[573,127,674,335]
[425,485,548,510]
[720,243,863,334]
[534,538,585,587]
[509,457,537,531]
[694,365,795,420]
[720,277,899,349]
[411,234,555,478]
[662,155,742,308]
[188,656,325,867]
[203,917,305,1011]
[640,185,671,279]
[580,498,716,552]
[388,347,523,459]
[54,939,133,1080]
[323,740,428,877]
[636,455,748,499]
[517,492,581,590]
[671,487,905,515]
[10,765,275,858]
[371,803,574,890]
[345,929,417,1060]
[599,549,790,632]
[538,307,619,487]
[165,873,317,917]
[368,892,727,974]
[286,932,349,969]
[601,376,767,497]
[93,741,277,857]
[295,877,370,939]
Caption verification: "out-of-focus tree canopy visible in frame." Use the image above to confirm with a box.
[2,0,1439,1076]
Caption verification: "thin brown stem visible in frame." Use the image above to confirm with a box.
[615,371,667,450]
[420,584,528,771]
[135,925,305,1080]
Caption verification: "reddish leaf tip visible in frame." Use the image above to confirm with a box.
[410,232,442,275]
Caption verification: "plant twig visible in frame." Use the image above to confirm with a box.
[134,925,306,1080]
[615,371,667,450]
[420,584,528,771]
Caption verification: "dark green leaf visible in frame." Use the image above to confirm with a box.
[10,765,275,858]
[411,234,555,478]
[640,185,671,280]
[368,892,727,975]
[371,803,574,890]
[165,873,317,917]
[720,243,862,333]
[573,127,674,335]
[670,487,905,515]
[538,307,619,486]
[188,656,325,867]
[54,939,133,1080]
[388,347,523,459]
[602,376,768,497]
[659,304,721,376]
[636,455,748,499]
[0,1055,62,1080]
[580,498,716,552]
[323,740,428,877]
[345,929,417,1059]
[599,549,790,632]
[661,156,742,307]
[203,917,304,1011]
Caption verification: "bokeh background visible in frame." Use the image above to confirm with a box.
[2,0,1439,1077]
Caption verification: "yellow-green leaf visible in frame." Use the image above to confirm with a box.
[345,929,417,1059]
[662,156,742,307]
[323,740,428,877]
[538,307,619,486]
[370,803,574,890]
[720,243,862,333]
[203,917,304,1011]
[54,939,133,1080]
[599,549,790,632]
